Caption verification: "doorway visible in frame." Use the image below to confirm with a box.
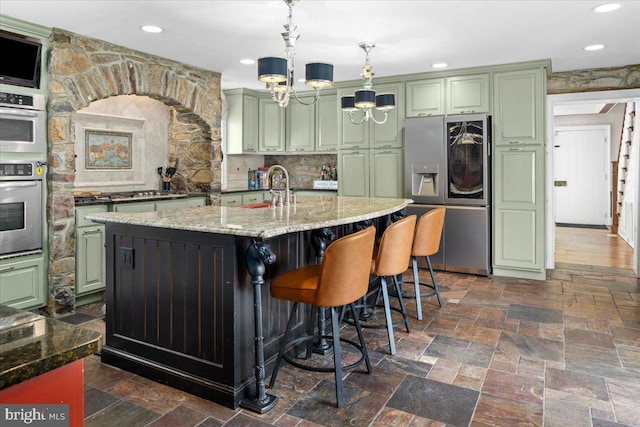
[546,89,640,274]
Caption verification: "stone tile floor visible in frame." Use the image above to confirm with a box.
[66,262,640,426]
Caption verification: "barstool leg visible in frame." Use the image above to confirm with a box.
[392,275,411,333]
[412,256,423,320]
[350,302,372,374]
[426,256,443,307]
[380,277,397,355]
[330,306,344,408]
[269,302,299,389]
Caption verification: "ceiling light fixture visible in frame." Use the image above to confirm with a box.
[341,42,396,125]
[432,63,448,69]
[141,25,163,33]
[239,58,256,65]
[593,3,622,13]
[584,44,605,51]
[257,0,333,108]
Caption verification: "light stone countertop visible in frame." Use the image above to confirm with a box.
[86,195,413,238]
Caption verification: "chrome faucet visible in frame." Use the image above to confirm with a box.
[267,164,290,206]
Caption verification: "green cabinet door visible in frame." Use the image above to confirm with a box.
[259,98,285,153]
[316,93,338,152]
[370,82,404,149]
[187,197,207,207]
[338,86,369,149]
[0,256,45,309]
[76,225,106,295]
[370,148,403,198]
[286,96,316,152]
[224,89,258,154]
[493,68,545,145]
[493,145,545,277]
[220,194,242,207]
[338,150,369,197]
[405,78,445,117]
[446,74,490,114]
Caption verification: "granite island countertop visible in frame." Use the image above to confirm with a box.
[86,195,413,238]
[0,305,102,389]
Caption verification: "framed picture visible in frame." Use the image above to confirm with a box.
[85,129,132,169]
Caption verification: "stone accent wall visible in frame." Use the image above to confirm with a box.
[46,28,222,315]
[548,64,640,94]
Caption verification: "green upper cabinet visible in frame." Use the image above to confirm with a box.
[338,82,403,149]
[259,98,285,153]
[225,89,259,154]
[493,68,545,145]
[406,78,445,117]
[286,95,316,152]
[316,93,339,152]
[445,74,490,114]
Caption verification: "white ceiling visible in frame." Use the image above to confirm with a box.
[2,0,639,92]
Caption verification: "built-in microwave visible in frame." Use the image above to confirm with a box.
[0,92,46,153]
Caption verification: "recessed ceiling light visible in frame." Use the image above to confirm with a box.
[584,44,605,51]
[239,58,256,65]
[141,25,163,33]
[432,63,448,69]
[593,3,622,13]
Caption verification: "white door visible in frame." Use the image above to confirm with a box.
[553,127,609,225]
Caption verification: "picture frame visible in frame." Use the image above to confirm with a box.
[85,129,132,169]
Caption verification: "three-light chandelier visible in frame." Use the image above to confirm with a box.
[257,0,333,108]
[341,42,396,125]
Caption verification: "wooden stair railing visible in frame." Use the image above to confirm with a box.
[612,102,637,234]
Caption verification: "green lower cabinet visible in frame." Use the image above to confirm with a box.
[187,197,207,207]
[221,194,243,207]
[0,255,46,310]
[155,198,188,211]
[111,201,156,213]
[76,224,106,295]
[492,145,545,279]
[338,148,403,198]
[370,148,403,198]
[338,150,370,197]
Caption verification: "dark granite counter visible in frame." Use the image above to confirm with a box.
[0,305,102,389]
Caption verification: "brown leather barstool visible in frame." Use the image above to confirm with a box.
[369,214,416,355]
[410,207,445,320]
[269,226,376,408]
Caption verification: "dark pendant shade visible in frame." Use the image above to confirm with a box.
[305,62,334,88]
[341,95,356,111]
[355,90,376,108]
[375,93,396,110]
[258,57,287,83]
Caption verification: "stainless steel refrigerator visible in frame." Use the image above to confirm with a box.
[404,114,491,276]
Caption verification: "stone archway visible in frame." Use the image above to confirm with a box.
[46,28,222,314]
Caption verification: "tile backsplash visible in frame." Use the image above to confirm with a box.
[225,153,338,191]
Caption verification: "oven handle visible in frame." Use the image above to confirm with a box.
[0,108,41,118]
[0,181,40,188]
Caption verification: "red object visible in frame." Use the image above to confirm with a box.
[240,203,271,209]
[0,359,85,427]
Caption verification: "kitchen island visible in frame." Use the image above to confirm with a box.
[86,195,412,413]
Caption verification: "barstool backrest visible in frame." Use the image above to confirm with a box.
[372,215,417,277]
[412,207,445,257]
[314,226,376,308]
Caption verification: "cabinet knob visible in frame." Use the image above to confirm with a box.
[509,141,525,144]
[509,147,525,151]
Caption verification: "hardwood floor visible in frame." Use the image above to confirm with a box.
[555,225,634,269]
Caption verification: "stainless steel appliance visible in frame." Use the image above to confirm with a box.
[0,92,46,153]
[404,114,491,275]
[0,161,45,258]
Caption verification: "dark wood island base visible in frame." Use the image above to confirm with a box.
[89,196,412,412]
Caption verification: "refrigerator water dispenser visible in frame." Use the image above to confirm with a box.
[412,163,439,197]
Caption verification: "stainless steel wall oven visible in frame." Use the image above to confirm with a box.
[0,161,45,258]
[0,91,46,153]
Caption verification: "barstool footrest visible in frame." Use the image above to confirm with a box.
[282,334,368,373]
